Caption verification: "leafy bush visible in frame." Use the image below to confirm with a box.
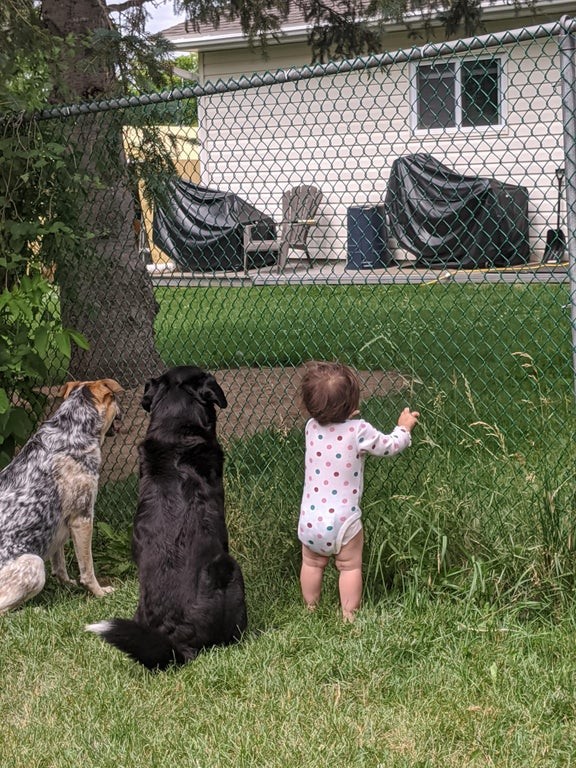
[0,120,89,466]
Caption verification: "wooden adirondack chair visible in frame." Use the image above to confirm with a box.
[243,185,323,273]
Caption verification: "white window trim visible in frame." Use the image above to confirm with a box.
[410,53,508,135]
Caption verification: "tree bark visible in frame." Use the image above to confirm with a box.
[41,0,163,388]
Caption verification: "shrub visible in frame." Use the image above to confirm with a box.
[0,119,88,466]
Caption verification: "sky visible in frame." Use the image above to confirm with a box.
[105,1,185,34]
[145,2,185,34]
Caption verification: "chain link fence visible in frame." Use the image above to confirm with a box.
[7,18,576,597]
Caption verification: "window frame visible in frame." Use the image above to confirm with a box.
[410,54,507,134]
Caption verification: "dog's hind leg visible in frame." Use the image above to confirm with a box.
[69,515,114,597]
[0,554,46,614]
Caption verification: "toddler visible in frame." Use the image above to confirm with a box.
[298,361,419,621]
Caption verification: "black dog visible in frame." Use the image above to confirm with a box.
[87,366,247,670]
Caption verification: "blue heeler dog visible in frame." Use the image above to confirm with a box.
[0,379,123,614]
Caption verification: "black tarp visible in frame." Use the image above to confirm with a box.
[153,179,277,271]
[384,154,530,268]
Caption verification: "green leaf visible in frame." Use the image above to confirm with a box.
[5,407,33,440]
[53,331,71,359]
[34,325,50,357]
[0,388,9,414]
[67,328,90,351]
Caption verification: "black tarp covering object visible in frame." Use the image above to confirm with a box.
[153,178,277,271]
[384,154,530,268]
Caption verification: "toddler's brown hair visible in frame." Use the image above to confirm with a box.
[301,361,360,425]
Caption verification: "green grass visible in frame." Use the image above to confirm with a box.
[178,285,575,598]
[154,283,571,403]
[154,281,574,460]
[157,282,576,605]
[2,282,575,766]
[95,281,576,605]
[2,585,576,767]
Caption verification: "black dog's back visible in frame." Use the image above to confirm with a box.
[87,366,247,669]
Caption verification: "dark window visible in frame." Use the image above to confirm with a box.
[416,58,501,130]
[417,62,456,129]
[462,59,500,127]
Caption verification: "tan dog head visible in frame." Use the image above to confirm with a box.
[60,379,124,443]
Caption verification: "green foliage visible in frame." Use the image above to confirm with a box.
[0,116,90,466]
[94,522,135,577]
[93,475,138,577]
[121,55,199,125]
[218,371,576,614]
[0,2,57,112]
[160,54,199,125]
[91,26,177,95]
[171,0,529,62]
[171,53,198,76]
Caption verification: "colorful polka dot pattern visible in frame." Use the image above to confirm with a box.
[298,418,411,555]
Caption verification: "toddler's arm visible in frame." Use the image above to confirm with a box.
[357,408,419,457]
[358,426,407,457]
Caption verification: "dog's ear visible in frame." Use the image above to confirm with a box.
[101,379,124,395]
[60,381,83,399]
[200,376,228,409]
[141,377,159,412]
[60,379,124,400]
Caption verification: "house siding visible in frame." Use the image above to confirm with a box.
[191,25,566,263]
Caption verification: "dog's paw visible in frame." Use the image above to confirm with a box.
[54,575,78,587]
[84,582,115,597]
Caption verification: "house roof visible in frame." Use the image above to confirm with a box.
[160,0,576,52]
[160,6,311,51]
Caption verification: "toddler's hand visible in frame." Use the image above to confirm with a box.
[397,407,419,432]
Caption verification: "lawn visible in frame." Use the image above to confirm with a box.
[2,281,576,767]
[152,282,576,604]
[154,283,571,401]
[2,583,576,767]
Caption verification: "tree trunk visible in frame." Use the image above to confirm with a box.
[41,0,163,388]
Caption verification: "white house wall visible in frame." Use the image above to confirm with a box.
[195,32,565,263]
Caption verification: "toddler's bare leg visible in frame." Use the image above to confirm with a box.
[300,545,329,610]
[335,529,364,622]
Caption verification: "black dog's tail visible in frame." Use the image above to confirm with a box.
[85,619,187,671]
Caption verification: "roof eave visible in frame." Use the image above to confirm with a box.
[166,1,576,52]
[169,24,309,52]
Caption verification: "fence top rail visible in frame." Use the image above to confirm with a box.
[23,15,576,122]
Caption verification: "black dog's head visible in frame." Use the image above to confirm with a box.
[142,366,227,433]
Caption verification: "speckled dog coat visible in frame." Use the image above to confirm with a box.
[0,379,123,614]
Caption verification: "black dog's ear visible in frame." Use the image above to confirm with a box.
[141,377,159,412]
[200,376,228,409]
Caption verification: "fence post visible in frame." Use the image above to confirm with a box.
[560,16,576,401]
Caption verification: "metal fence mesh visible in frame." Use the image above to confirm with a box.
[8,19,576,594]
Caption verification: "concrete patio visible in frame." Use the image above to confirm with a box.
[149,260,569,288]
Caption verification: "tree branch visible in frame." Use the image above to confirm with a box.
[106,0,148,12]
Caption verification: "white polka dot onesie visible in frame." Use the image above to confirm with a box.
[298,418,411,555]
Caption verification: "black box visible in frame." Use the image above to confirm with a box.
[347,205,392,269]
